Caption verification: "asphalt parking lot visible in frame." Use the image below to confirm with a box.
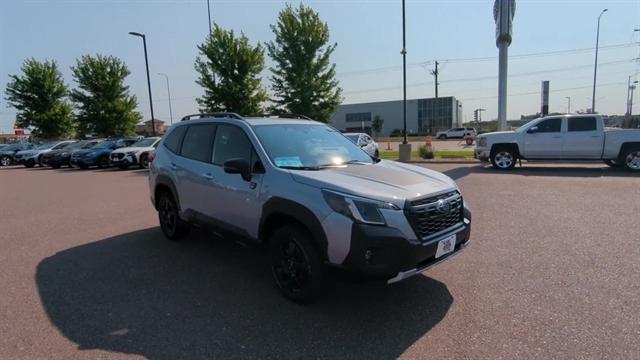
[0,163,638,359]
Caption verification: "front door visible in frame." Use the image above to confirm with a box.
[522,117,563,158]
[563,116,603,159]
[204,124,263,239]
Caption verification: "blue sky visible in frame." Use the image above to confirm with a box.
[1,0,639,132]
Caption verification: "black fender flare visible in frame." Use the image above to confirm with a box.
[154,175,180,211]
[259,197,328,261]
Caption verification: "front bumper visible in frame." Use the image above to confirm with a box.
[474,148,490,162]
[110,154,137,166]
[340,218,471,281]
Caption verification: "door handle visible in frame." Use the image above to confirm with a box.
[202,173,214,181]
[170,162,177,170]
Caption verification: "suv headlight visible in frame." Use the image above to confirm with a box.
[322,189,400,225]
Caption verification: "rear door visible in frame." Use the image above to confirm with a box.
[522,117,563,158]
[562,116,603,159]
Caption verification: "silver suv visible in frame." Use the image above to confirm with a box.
[149,113,472,302]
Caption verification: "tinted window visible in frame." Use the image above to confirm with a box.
[535,118,561,133]
[212,125,253,166]
[568,117,597,132]
[180,125,216,162]
[164,126,187,153]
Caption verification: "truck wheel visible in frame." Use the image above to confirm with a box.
[269,224,326,303]
[0,156,11,166]
[622,148,640,172]
[603,159,623,168]
[491,147,516,170]
[157,191,190,241]
[438,134,447,140]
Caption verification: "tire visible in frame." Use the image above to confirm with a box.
[157,191,190,241]
[25,159,35,168]
[490,147,517,170]
[603,159,623,168]
[51,164,61,169]
[621,147,640,172]
[37,155,44,167]
[139,153,150,169]
[438,134,447,140]
[269,224,326,303]
[97,156,110,169]
[78,164,89,170]
[0,156,11,166]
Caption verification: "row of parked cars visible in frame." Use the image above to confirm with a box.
[0,137,160,170]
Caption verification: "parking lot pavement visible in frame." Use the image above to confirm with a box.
[0,164,638,359]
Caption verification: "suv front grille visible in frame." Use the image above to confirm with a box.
[111,153,124,160]
[406,191,463,241]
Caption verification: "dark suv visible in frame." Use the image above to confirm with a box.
[70,139,137,169]
[42,140,103,168]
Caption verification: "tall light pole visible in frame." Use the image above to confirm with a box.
[565,96,571,113]
[129,32,156,136]
[207,0,212,35]
[494,0,516,131]
[591,8,608,114]
[398,0,411,161]
[157,73,173,125]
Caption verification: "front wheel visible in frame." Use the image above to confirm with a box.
[0,156,11,166]
[139,153,150,169]
[269,224,326,303]
[622,147,640,172]
[491,147,516,170]
[157,192,190,240]
[438,135,447,140]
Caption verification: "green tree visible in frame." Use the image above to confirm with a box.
[267,4,342,122]
[371,115,384,138]
[70,54,141,137]
[195,24,267,115]
[4,58,73,139]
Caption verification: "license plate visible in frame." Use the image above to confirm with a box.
[435,234,456,259]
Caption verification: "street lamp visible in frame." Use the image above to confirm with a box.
[207,0,212,35]
[157,73,173,125]
[591,8,608,114]
[128,31,156,136]
[398,0,411,161]
[565,96,571,113]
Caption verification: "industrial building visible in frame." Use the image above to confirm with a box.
[330,96,463,136]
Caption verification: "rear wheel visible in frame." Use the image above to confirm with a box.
[622,147,640,172]
[0,156,11,166]
[491,147,516,170]
[269,224,326,303]
[157,191,190,240]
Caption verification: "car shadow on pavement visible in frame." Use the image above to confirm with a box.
[36,227,453,359]
[443,164,635,180]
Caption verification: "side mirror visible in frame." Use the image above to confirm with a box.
[223,158,252,182]
[527,126,539,134]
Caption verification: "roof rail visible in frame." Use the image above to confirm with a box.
[180,112,244,121]
[249,113,313,120]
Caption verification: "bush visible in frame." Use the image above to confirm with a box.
[419,145,434,159]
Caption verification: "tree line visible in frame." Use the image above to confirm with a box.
[4,4,342,139]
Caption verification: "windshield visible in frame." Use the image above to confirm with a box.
[92,141,116,149]
[344,134,360,143]
[131,138,158,147]
[253,124,373,169]
[515,119,539,132]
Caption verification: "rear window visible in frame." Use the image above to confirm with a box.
[568,117,597,132]
[164,126,187,154]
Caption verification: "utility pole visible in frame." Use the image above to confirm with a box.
[398,0,411,161]
[207,0,212,35]
[128,32,156,136]
[627,76,632,116]
[591,8,608,114]
[565,96,571,113]
[431,61,439,98]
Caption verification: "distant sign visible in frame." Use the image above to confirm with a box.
[494,0,516,47]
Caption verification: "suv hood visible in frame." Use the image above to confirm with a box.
[289,160,458,207]
[112,146,152,154]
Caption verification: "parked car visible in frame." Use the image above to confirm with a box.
[70,139,137,169]
[0,143,35,166]
[110,137,161,169]
[343,132,379,157]
[149,113,471,302]
[475,114,640,171]
[41,140,103,169]
[436,127,477,139]
[14,140,76,167]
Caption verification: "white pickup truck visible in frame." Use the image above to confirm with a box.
[474,114,640,171]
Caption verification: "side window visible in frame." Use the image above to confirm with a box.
[535,118,561,133]
[568,117,597,132]
[212,125,253,166]
[180,124,216,162]
[164,126,187,154]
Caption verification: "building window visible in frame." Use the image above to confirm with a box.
[345,112,372,123]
